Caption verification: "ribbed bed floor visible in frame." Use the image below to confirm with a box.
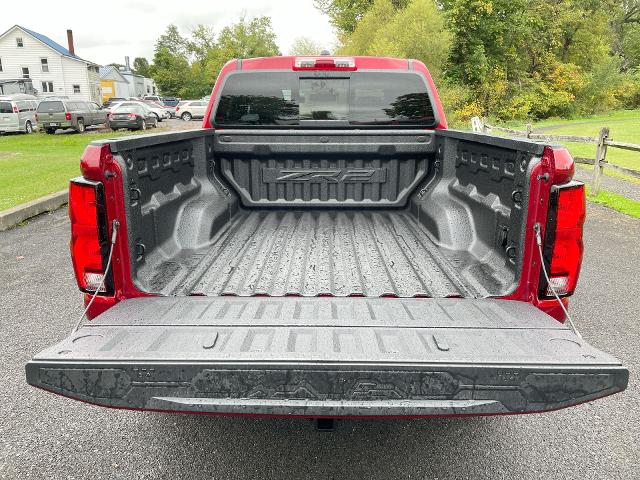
[154,210,482,298]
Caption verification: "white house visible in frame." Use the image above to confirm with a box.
[0,25,101,102]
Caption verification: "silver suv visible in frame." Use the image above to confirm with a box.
[176,100,208,121]
[37,98,107,134]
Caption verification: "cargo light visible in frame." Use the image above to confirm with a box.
[293,57,356,71]
[69,178,112,294]
[540,183,586,298]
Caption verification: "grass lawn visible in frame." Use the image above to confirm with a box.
[513,109,640,174]
[0,130,144,211]
[586,186,640,219]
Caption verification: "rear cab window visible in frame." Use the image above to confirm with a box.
[37,101,65,113]
[213,71,437,128]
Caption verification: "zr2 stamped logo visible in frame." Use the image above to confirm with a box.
[262,167,387,184]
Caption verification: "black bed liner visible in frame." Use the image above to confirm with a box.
[26,297,628,417]
[144,210,501,298]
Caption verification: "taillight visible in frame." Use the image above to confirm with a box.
[128,113,137,119]
[12,104,18,113]
[293,57,356,70]
[539,182,586,298]
[69,178,112,294]
[65,112,72,121]
[108,114,113,120]
[175,106,180,111]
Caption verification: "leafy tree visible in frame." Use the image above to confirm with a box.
[133,57,151,77]
[314,0,409,35]
[149,17,280,99]
[155,24,190,57]
[289,37,325,55]
[338,0,451,80]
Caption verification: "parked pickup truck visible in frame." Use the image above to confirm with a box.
[27,56,628,419]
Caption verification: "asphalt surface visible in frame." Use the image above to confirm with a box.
[1,204,638,479]
[573,165,640,202]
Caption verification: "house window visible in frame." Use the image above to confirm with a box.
[16,37,23,47]
[41,58,49,73]
[41,81,54,93]
[21,67,30,79]
[73,84,81,93]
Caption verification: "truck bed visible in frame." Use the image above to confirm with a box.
[143,209,487,298]
[115,129,533,299]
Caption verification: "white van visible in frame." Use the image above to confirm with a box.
[0,94,38,134]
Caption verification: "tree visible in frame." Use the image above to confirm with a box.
[133,57,151,77]
[338,0,451,80]
[289,37,324,55]
[149,17,280,99]
[216,16,280,59]
[314,0,409,35]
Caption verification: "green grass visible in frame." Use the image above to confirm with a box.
[512,109,640,174]
[0,130,144,210]
[586,187,640,219]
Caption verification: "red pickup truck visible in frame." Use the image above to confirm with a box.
[27,56,627,419]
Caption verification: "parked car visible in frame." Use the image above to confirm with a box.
[112,100,169,122]
[102,97,126,108]
[176,100,207,121]
[0,93,38,134]
[142,100,172,121]
[162,96,180,107]
[26,55,628,422]
[107,103,157,131]
[142,95,162,103]
[36,99,107,134]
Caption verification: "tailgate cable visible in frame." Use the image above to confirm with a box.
[71,220,119,334]
[534,223,581,339]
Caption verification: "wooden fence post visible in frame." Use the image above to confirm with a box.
[471,116,484,133]
[591,127,609,196]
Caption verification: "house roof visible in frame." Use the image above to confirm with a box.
[0,25,98,66]
[99,65,128,82]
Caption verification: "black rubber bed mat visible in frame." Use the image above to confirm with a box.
[159,210,487,297]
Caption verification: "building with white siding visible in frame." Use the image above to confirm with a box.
[0,25,101,102]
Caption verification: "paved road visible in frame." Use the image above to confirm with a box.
[1,205,638,479]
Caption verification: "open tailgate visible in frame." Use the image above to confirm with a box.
[26,297,628,417]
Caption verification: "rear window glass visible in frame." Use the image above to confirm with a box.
[214,71,436,127]
[0,101,13,113]
[37,101,65,113]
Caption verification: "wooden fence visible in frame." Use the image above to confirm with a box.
[470,117,640,195]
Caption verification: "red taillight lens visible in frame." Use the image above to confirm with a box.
[128,113,137,119]
[65,112,72,121]
[540,183,586,298]
[69,179,110,294]
[12,105,18,113]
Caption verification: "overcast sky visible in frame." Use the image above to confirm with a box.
[1,0,336,65]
